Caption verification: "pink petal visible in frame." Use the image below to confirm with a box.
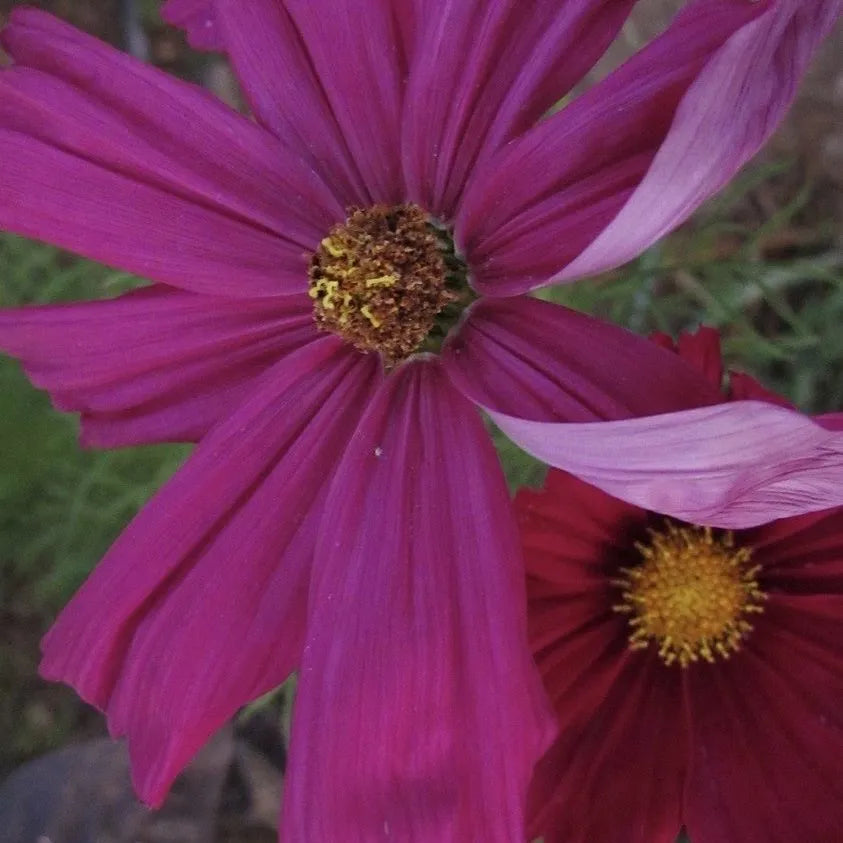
[459,0,839,295]
[445,298,843,527]
[40,338,381,806]
[442,297,722,423]
[402,0,636,217]
[685,598,843,840]
[0,286,316,447]
[284,358,554,842]
[215,0,371,205]
[0,10,342,296]
[491,402,843,529]
[161,0,222,51]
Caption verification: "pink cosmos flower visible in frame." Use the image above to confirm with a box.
[0,2,840,840]
[518,328,843,842]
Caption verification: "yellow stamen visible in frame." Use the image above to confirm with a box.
[365,274,398,288]
[320,237,346,258]
[613,523,765,667]
[308,204,462,364]
[360,305,382,328]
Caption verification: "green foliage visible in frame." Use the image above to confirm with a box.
[0,235,187,613]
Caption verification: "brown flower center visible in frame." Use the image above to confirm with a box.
[613,523,765,667]
[308,204,470,364]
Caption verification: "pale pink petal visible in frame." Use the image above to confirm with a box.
[40,338,381,806]
[161,0,222,51]
[402,0,636,217]
[284,358,554,842]
[442,297,721,422]
[0,286,315,446]
[215,0,370,204]
[0,10,341,296]
[490,402,843,529]
[459,0,839,294]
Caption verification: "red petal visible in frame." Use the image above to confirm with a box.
[685,597,843,840]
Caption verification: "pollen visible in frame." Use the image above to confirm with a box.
[613,522,765,668]
[308,204,468,364]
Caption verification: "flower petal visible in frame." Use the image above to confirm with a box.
[402,0,636,217]
[459,0,838,294]
[0,10,341,296]
[685,599,843,841]
[227,0,409,204]
[40,337,381,806]
[491,402,843,529]
[445,299,843,527]
[442,297,721,423]
[518,466,687,842]
[214,0,370,205]
[817,412,843,431]
[284,358,554,842]
[161,0,222,51]
[0,286,315,446]
[517,469,648,597]
[530,654,686,843]
[746,509,843,593]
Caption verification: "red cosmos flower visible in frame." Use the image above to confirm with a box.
[0,2,840,840]
[518,329,843,843]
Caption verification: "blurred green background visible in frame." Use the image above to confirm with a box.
[0,1,841,840]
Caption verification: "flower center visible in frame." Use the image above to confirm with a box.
[308,203,471,364]
[613,523,765,667]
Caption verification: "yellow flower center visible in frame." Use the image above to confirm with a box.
[613,523,765,667]
[308,204,469,364]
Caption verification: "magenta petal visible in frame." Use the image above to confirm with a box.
[0,286,316,446]
[248,0,408,204]
[460,0,838,294]
[161,0,222,51]
[40,338,381,806]
[284,358,554,842]
[0,10,342,296]
[215,0,370,205]
[816,412,843,431]
[402,0,636,217]
[442,297,721,422]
